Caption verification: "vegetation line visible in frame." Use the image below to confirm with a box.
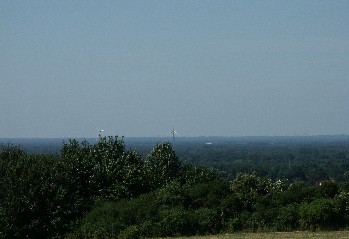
[1,136,349,239]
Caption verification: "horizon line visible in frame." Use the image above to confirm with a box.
[1,134,349,140]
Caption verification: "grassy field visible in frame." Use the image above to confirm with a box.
[157,231,349,239]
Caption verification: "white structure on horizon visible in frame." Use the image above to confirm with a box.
[98,129,105,138]
[170,128,178,142]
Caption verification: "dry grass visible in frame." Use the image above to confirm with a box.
[156,231,349,239]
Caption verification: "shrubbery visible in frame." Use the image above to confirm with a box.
[1,137,349,239]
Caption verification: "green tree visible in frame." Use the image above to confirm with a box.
[316,180,339,198]
[114,150,147,199]
[61,136,146,202]
[335,191,349,225]
[277,182,315,205]
[145,142,181,190]
[89,136,127,199]
[178,164,221,186]
[186,179,229,209]
[156,181,186,207]
[230,172,274,212]
[60,139,95,208]
[0,152,69,238]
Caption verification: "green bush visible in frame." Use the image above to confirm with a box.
[251,208,278,231]
[0,152,76,239]
[186,179,229,209]
[156,181,186,207]
[79,201,122,239]
[192,208,221,234]
[118,221,153,239]
[78,193,159,239]
[220,194,243,224]
[275,204,300,231]
[299,198,343,230]
[158,206,193,236]
[277,182,315,205]
[226,217,243,232]
[230,173,274,212]
[315,180,339,198]
[335,191,349,224]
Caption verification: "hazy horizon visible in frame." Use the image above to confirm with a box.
[1,134,349,140]
[1,1,349,138]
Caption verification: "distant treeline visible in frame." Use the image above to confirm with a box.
[171,138,349,184]
[1,136,349,239]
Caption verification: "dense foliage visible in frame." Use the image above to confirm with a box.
[171,138,349,184]
[0,136,349,239]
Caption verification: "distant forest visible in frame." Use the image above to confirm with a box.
[3,135,349,183]
[1,135,349,238]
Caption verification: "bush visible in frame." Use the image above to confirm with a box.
[0,152,77,239]
[220,194,243,224]
[316,180,339,198]
[335,191,349,225]
[79,201,122,239]
[118,221,153,239]
[275,204,300,231]
[277,182,315,205]
[299,198,343,230]
[192,208,221,234]
[230,172,274,212]
[158,207,193,236]
[226,217,243,232]
[78,193,159,239]
[156,181,186,207]
[186,179,229,209]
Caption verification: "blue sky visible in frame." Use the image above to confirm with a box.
[1,1,349,138]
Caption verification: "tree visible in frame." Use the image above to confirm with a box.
[316,180,339,198]
[0,151,71,238]
[230,172,274,212]
[145,142,181,190]
[61,136,146,201]
[178,164,221,186]
[89,136,126,198]
[103,150,146,201]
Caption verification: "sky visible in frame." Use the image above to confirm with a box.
[1,0,349,138]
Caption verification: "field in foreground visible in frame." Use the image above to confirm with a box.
[157,231,349,239]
